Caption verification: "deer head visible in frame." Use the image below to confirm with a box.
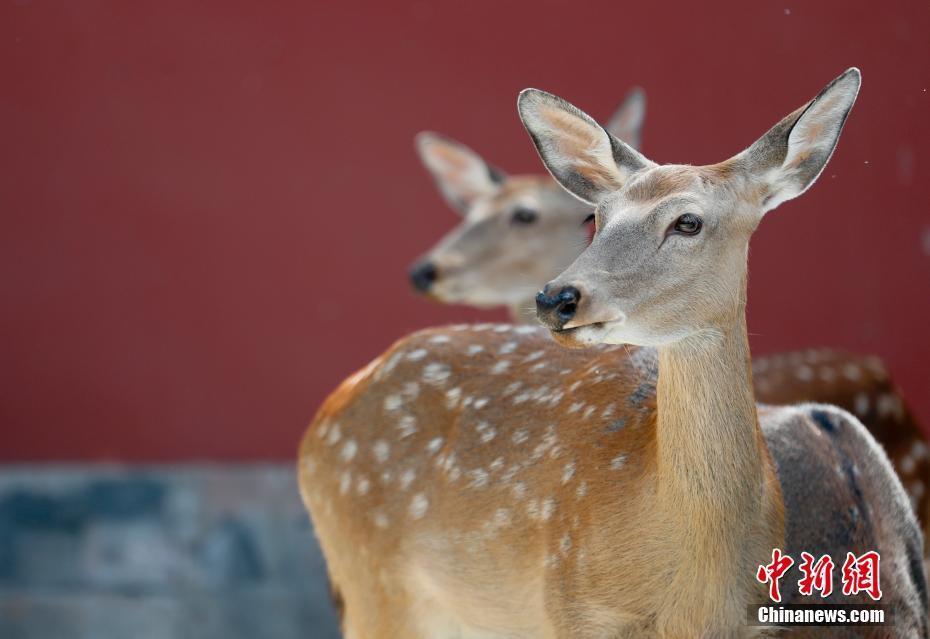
[522,69,860,348]
[409,90,647,318]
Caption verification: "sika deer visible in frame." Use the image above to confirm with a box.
[410,90,645,322]
[300,69,926,637]
[410,93,930,541]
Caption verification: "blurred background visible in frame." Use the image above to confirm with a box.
[1,1,928,637]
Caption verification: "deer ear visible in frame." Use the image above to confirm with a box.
[415,132,505,215]
[518,89,654,206]
[741,68,861,213]
[604,87,646,151]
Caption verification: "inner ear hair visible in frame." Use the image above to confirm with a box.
[415,131,505,212]
[741,68,860,210]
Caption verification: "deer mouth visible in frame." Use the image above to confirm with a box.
[551,317,625,347]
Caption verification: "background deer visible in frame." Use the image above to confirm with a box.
[410,91,930,542]
[300,69,926,637]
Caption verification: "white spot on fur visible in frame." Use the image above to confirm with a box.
[795,365,814,382]
[499,341,517,354]
[427,437,444,454]
[512,481,527,499]
[429,334,451,344]
[491,360,511,374]
[402,381,420,398]
[326,423,342,446]
[375,351,404,381]
[523,350,545,363]
[854,393,870,417]
[568,402,585,414]
[541,498,555,521]
[407,348,428,361]
[339,471,352,495]
[473,397,490,409]
[911,441,928,459]
[610,454,628,470]
[582,405,595,420]
[409,493,429,519]
[576,481,588,499]
[444,387,462,410]
[843,364,861,381]
[373,512,389,529]
[877,393,902,420]
[397,414,418,439]
[569,380,582,392]
[562,461,576,484]
[400,468,416,490]
[493,325,512,333]
[340,440,358,462]
[373,440,390,463]
[468,469,489,489]
[526,499,540,520]
[476,421,497,443]
[601,404,615,418]
[493,508,512,527]
[357,476,370,495]
[503,381,522,396]
[384,394,403,411]
[423,362,451,385]
[490,457,504,472]
[512,429,529,445]
[467,344,484,356]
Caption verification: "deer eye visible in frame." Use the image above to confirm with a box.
[671,213,703,236]
[511,207,538,225]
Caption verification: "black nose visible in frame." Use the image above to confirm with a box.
[536,285,581,329]
[409,261,438,293]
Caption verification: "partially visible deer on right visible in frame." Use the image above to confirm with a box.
[408,89,930,545]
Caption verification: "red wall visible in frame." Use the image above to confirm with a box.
[2,1,928,461]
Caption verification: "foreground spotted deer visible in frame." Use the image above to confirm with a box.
[410,92,930,539]
[300,70,927,637]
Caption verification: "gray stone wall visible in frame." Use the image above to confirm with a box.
[0,465,340,639]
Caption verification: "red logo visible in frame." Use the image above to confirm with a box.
[756,549,881,602]
[756,548,795,603]
[841,551,882,601]
[798,552,835,597]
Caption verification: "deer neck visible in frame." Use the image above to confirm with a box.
[652,290,783,608]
